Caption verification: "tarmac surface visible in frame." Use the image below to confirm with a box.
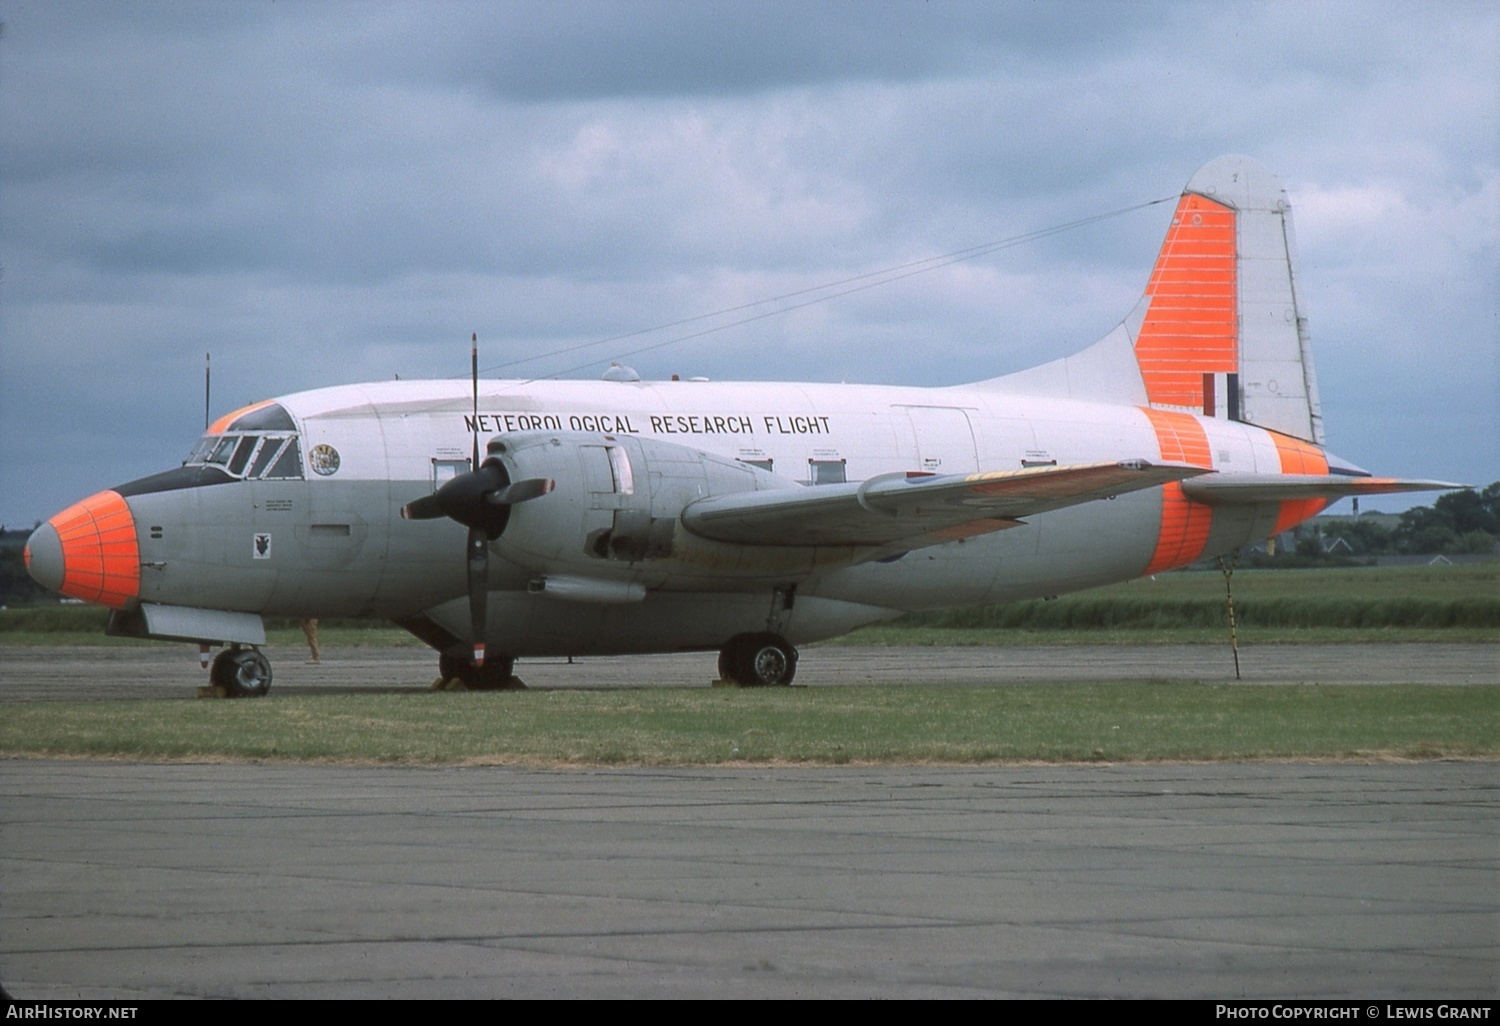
[1,640,1496,702]
[1,644,1497,998]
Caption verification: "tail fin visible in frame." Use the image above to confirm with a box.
[1136,155,1322,442]
[983,156,1325,445]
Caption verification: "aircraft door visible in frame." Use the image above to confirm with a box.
[899,406,980,475]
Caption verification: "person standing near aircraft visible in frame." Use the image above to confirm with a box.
[302,618,321,664]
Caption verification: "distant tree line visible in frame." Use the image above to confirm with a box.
[1309,482,1500,557]
[0,528,49,607]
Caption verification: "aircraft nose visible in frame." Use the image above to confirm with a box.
[24,521,65,592]
[25,490,141,608]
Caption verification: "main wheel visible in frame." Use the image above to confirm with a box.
[469,655,520,691]
[439,652,520,690]
[720,633,798,686]
[212,648,273,698]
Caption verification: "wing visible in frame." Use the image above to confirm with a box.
[682,460,1208,549]
[1181,473,1466,505]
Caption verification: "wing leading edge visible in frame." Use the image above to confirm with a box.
[682,460,1208,550]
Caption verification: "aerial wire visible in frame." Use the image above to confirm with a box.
[476,194,1175,383]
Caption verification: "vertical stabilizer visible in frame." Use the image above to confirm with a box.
[980,156,1324,445]
[1138,155,1324,443]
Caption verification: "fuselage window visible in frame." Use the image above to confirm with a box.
[432,458,471,491]
[809,458,847,485]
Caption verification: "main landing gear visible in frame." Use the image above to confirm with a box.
[209,646,273,698]
[718,632,798,686]
[437,652,526,690]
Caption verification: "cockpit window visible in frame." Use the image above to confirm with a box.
[247,437,286,479]
[187,437,216,464]
[227,436,258,475]
[184,433,305,481]
[263,438,303,480]
[206,437,239,466]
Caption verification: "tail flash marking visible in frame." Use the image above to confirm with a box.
[1270,432,1330,535]
[1137,194,1238,411]
[1141,408,1214,574]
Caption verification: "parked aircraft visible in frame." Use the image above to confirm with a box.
[24,156,1457,694]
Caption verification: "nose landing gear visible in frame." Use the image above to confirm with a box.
[210,646,273,698]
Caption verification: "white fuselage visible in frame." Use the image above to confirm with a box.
[101,375,1289,654]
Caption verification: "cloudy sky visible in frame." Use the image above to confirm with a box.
[2,0,1495,528]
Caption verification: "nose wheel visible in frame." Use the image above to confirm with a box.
[718,632,798,686]
[210,647,273,698]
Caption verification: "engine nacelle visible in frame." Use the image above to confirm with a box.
[481,431,841,589]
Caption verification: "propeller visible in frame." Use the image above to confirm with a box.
[399,335,553,669]
[402,448,554,667]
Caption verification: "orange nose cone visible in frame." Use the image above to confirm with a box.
[25,490,140,608]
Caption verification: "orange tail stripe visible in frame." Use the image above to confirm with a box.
[1136,193,1238,410]
[1269,432,1331,535]
[1141,408,1215,574]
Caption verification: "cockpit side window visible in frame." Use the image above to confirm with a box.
[247,437,287,479]
[227,436,258,476]
[187,437,216,464]
[206,436,239,466]
[262,437,303,480]
[185,432,304,480]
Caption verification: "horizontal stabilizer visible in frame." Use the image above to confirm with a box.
[1181,474,1465,505]
[683,460,1208,549]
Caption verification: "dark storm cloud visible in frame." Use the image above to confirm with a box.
[330,0,1176,101]
[0,0,1495,527]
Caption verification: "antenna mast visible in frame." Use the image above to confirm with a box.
[471,333,480,467]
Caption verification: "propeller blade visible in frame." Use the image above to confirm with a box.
[486,477,555,507]
[401,494,446,520]
[466,525,488,668]
[400,461,512,534]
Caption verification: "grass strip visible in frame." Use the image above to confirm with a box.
[5,566,1494,646]
[1,684,1493,765]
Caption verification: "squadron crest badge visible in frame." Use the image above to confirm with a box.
[309,444,341,476]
